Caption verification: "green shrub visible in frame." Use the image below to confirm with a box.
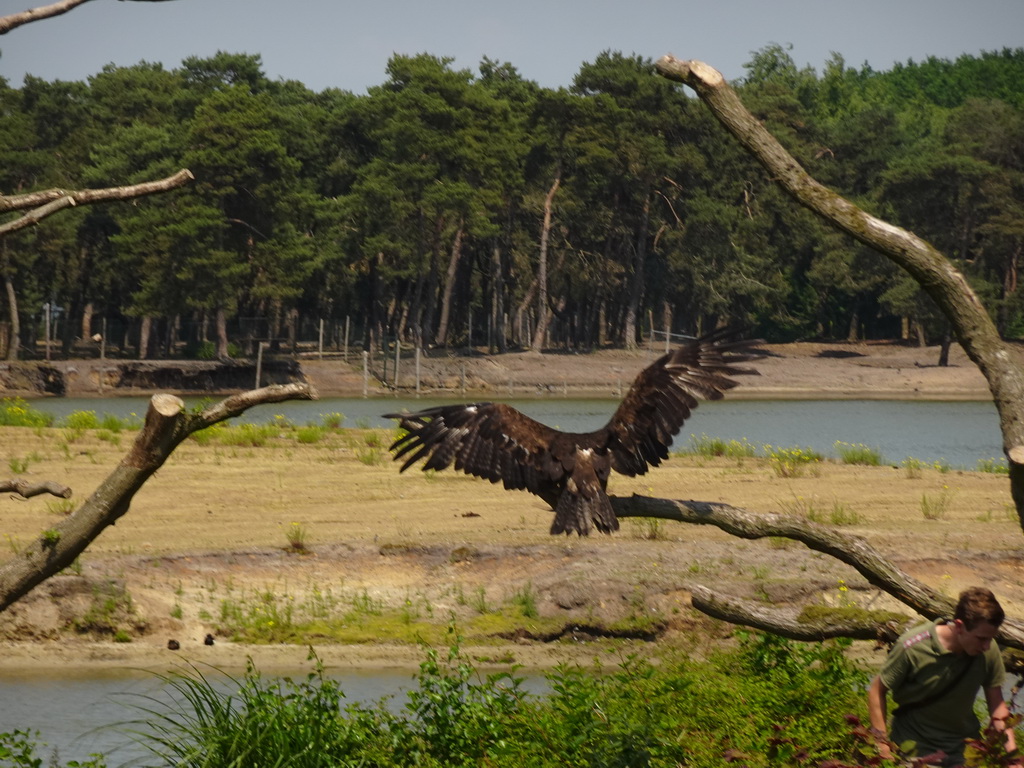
[217,423,279,447]
[119,632,870,768]
[978,457,1010,475]
[834,441,883,466]
[64,410,100,430]
[0,397,53,427]
[295,425,325,444]
[764,444,822,478]
[686,432,757,459]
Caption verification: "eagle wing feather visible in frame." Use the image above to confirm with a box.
[606,329,762,476]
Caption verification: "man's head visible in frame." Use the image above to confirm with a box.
[952,587,1004,655]
[955,587,1005,630]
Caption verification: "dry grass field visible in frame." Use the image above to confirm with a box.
[2,407,1022,673]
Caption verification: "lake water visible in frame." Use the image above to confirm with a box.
[26,395,1004,468]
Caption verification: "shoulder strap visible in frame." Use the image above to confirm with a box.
[894,654,976,717]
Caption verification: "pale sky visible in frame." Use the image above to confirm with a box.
[1,0,1022,92]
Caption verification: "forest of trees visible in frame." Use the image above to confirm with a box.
[1,44,1023,361]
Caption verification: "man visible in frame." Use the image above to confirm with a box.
[867,587,1019,766]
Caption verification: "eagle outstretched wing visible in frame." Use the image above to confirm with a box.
[604,329,762,477]
[384,402,569,505]
[385,330,763,536]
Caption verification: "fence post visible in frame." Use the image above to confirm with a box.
[255,342,265,389]
[362,350,369,397]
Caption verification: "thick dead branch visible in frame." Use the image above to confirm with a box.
[611,494,1024,652]
[0,169,194,235]
[0,383,316,613]
[689,584,905,643]
[0,0,92,33]
[655,56,1024,530]
[0,0,174,34]
[1,479,72,499]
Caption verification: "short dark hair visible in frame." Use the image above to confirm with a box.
[954,587,1005,630]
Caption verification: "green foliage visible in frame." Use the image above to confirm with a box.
[685,433,758,459]
[8,45,1024,356]
[921,485,957,520]
[764,444,823,478]
[294,425,325,444]
[978,457,1010,475]
[284,522,309,553]
[112,633,870,767]
[834,441,884,466]
[0,727,107,767]
[0,399,52,428]
[64,410,100,430]
[783,495,862,526]
[216,423,279,448]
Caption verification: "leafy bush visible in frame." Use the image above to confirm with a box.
[64,410,100,430]
[0,397,53,428]
[834,441,883,466]
[114,632,871,768]
[764,444,823,478]
[686,433,758,459]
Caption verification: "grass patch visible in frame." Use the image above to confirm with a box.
[834,441,883,466]
[685,433,758,459]
[0,397,53,427]
[978,456,1009,475]
[921,486,956,520]
[781,495,861,526]
[764,444,822,478]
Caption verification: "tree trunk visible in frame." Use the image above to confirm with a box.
[138,316,152,360]
[656,56,1024,532]
[215,307,229,359]
[623,194,651,351]
[435,222,464,348]
[0,384,315,614]
[531,175,560,352]
[4,272,18,361]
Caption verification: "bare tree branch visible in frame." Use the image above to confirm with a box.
[689,584,905,643]
[0,383,317,613]
[0,479,72,499]
[0,0,175,35]
[654,56,1024,530]
[611,494,1024,652]
[0,169,194,236]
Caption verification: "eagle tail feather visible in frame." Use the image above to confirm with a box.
[550,491,619,536]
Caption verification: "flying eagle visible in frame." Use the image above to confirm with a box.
[384,330,762,536]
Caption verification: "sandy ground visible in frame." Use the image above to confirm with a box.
[297,339,1004,400]
[1,339,1022,674]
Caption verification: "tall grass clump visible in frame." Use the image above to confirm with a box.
[64,409,101,430]
[921,486,957,520]
[978,457,1010,475]
[834,441,883,466]
[295,425,325,444]
[217,423,279,447]
[122,632,870,768]
[685,433,757,459]
[0,397,53,427]
[764,444,822,478]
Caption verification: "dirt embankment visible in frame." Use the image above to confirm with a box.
[1,339,1009,400]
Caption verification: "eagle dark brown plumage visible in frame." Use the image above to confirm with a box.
[384,330,763,536]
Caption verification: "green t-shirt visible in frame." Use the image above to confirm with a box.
[881,620,1005,765]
